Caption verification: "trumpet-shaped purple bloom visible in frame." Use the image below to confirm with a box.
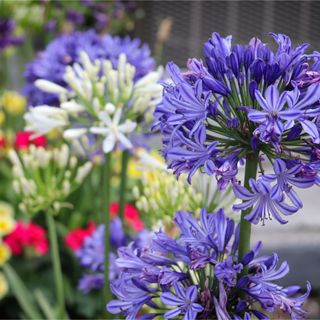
[23,30,155,106]
[161,283,204,320]
[248,84,320,147]
[107,209,311,319]
[233,178,298,225]
[262,158,316,208]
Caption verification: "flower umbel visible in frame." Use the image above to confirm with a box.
[24,52,162,154]
[107,209,311,319]
[155,32,320,224]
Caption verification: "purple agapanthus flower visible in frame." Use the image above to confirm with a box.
[155,31,320,225]
[233,178,298,225]
[160,283,204,320]
[107,209,310,319]
[262,158,316,208]
[23,30,155,106]
[0,18,24,52]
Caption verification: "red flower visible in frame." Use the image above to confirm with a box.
[0,135,5,149]
[15,131,46,150]
[110,202,144,231]
[4,221,49,256]
[64,222,96,251]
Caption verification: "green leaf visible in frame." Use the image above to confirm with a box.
[3,264,43,319]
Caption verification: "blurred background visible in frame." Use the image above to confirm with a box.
[0,0,319,316]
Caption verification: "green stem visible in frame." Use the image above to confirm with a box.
[119,150,130,222]
[45,210,67,319]
[238,152,259,274]
[102,153,112,314]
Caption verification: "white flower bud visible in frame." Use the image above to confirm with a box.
[8,150,21,167]
[35,79,67,94]
[75,162,92,183]
[61,101,85,114]
[69,156,78,169]
[57,145,69,168]
[63,128,88,140]
[104,103,116,114]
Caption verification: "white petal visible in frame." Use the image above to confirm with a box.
[103,134,116,153]
[98,111,112,126]
[112,108,122,125]
[117,132,133,149]
[90,127,109,135]
[118,120,137,133]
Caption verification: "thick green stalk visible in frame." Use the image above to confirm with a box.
[119,150,130,222]
[102,153,112,313]
[45,210,67,319]
[238,152,259,274]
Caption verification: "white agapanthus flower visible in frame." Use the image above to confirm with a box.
[90,108,137,153]
[24,51,163,154]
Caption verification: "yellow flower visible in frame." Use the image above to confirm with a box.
[128,158,141,179]
[1,91,26,115]
[0,111,5,126]
[0,243,11,266]
[0,202,14,218]
[0,216,15,236]
[0,272,8,300]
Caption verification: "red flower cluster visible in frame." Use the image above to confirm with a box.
[110,202,144,231]
[15,131,46,150]
[4,221,49,256]
[64,222,96,251]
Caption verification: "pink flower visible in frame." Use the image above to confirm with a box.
[64,222,96,252]
[4,221,49,256]
[15,131,46,150]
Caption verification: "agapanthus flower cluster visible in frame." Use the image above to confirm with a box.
[107,208,311,320]
[4,221,48,256]
[23,31,155,106]
[154,32,320,225]
[9,144,92,215]
[24,50,162,154]
[75,216,151,294]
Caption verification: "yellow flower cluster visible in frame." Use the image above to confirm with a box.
[0,202,15,300]
[1,91,26,116]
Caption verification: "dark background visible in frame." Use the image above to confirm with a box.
[135,0,320,66]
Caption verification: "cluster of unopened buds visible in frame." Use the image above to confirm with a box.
[133,150,234,225]
[9,144,92,215]
[24,52,163,154]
